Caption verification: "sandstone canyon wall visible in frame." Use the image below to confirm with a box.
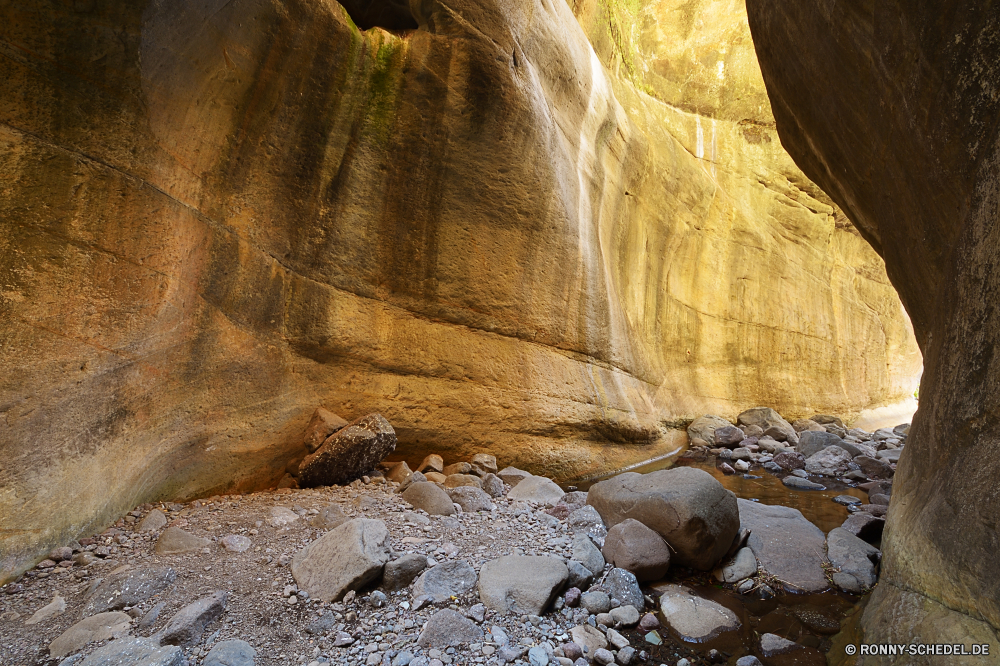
[745,0,1000,658]
[0,0,918,581]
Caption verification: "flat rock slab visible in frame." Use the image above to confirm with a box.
[155,527,211,555]
[203,639,256,666]
[267,506,300,527]
[83,567,177,615]
[302,407,348,453]
[402,482,456,516]
[49,612,132,658]
[309,504,347,530]
[417,609,484,647]
[760,633,804,657]
[79,637,184,666]
[827,527,881,589]
[658,584,741,642]
[506,476,565,506]
[587,468,739,570]
[782,476,826,491]
[478,555,568,615]
[411,560,477,602]
[25,594,65,625]
[291,518,392,602]
[298,413,397,487]
[161,590,228,647]
[738,498,828,592]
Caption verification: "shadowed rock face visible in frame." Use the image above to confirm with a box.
[0,0,917,580]
[745,0,1000,650]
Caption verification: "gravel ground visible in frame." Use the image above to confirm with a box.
[0,477,661,666]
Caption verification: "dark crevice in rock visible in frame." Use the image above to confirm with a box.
[337,0,418,31]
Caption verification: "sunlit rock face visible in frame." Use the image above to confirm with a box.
[0,0,916,581]
[746,0,1000,653]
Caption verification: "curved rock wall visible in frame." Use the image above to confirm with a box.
[0,0,917,581]
[745,0,1000,653]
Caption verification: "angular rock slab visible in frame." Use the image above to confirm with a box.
[497,466,531,487]
[506,476,565,506]
[411,560,477,602]
[417,609,484,647]
[602,518,671,581]
[302,407,349,453]
[298,413,397,487]
[79,637,184,666]
[155,527,210,555]
[291,518,392,602]
[83,567,177,614]
[826,527,880,589]
[587,468,739,570]
[572,532,605,576]
[604,568,644,610]
[658,584,741,642]
[49,612,132,658]
[478,555,568,615]
[738,498,828,592]
[161,590,228,647]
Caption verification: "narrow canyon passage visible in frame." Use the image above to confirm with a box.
[3,0,989,665]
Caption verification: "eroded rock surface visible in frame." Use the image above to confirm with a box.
[0,0,919,579]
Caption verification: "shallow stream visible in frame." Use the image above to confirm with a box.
[586,456,870,665]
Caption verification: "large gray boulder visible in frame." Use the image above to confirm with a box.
[827,527,881,590]
[79,638,184,666]
[604,568,644,609]
[587,468,739,570]
[478,555,569,615]
[738,498,828,592]
[401,482,456,516]
[686,415,734,446]
[804,446,853,476]
[658,584,740,641]
[297,413,397,487]
[411,560,478,602]
[737,407,798,444]
[601,519,670,581]
[797,430,844,458]
[290,518,392,602]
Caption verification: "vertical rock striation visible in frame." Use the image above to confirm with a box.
[746,0,1000,652]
